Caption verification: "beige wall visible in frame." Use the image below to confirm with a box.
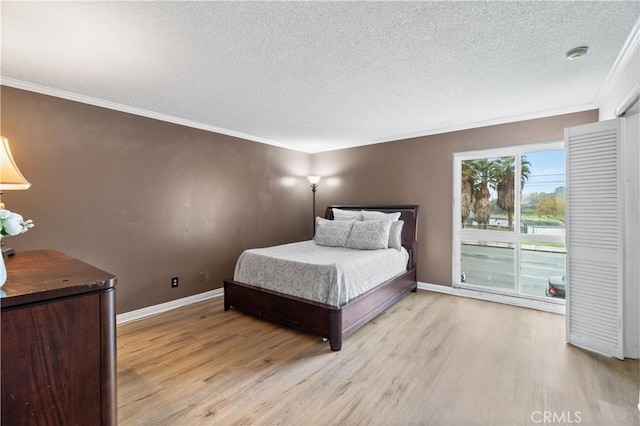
[0,87,312,313]
[312,110,598,287]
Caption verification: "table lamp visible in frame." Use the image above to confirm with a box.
[0,136,31,256]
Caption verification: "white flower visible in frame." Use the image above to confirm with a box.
[0,209,34,237]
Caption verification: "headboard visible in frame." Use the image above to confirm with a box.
[324,205,420,271]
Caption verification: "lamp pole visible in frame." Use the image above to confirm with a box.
[311,183,317,233]
[307,176,321,235]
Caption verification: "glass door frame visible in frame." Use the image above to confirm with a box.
[452,141,566,304]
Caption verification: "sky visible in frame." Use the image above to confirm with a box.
[522,149,565,196]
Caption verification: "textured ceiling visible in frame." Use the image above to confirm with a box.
[1,1,639,153]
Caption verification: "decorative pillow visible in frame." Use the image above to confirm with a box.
[345,220,392,250]
[332,208,363,221]
[388,220,404,250]
[361,210,402,222]
[314,217,355,247]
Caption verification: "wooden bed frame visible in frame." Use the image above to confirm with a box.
[223,205,419,351]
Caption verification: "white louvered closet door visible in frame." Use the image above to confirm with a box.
[565,119,624,360]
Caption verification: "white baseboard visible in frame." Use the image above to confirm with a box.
[116,283,564,325]
[117,288,224,325]
[417,282,566,315]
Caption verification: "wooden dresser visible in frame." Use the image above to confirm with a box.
[1,250,117,426]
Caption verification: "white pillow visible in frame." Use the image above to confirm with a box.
[332,208,363,221]
[388,220,404,250]
[314,217,355,247]
[345,220,392,250]
[361,210,401,221]
[361,211,404,249]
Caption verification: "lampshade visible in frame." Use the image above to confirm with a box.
[0,137,31,190]
[307,176,321,185]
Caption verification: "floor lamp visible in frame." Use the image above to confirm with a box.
[307,176,321,234]
[0,137,32,257]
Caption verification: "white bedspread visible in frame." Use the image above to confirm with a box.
[233,240,409,307]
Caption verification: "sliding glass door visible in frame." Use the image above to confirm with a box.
[453,142,566,303]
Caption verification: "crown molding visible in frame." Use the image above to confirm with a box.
[594,16,640,107]
[308,103,598,153]
[0,77,295,152]
[0,76,602,155]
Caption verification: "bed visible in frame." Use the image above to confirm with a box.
[223,205,419,351]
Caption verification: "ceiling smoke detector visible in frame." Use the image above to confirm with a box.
[566,46,589,60]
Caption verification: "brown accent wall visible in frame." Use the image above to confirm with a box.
[312,110,598,287]
[0,87,312,313]
[1,86,599,311]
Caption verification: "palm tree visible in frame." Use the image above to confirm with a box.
[492,156,531,229]
[472,158,496,229]
[461,161,476,226]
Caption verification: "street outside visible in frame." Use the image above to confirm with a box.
[461,243,565,299]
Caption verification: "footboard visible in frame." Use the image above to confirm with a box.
[224,267,416,351]
[224,279,342,349]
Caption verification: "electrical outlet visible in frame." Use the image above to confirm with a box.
[198,272,207,282]
[171,277,179,288]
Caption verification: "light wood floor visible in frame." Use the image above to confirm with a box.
[118,291,639,425]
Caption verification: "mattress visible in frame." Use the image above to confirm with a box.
[233,240,409,307]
